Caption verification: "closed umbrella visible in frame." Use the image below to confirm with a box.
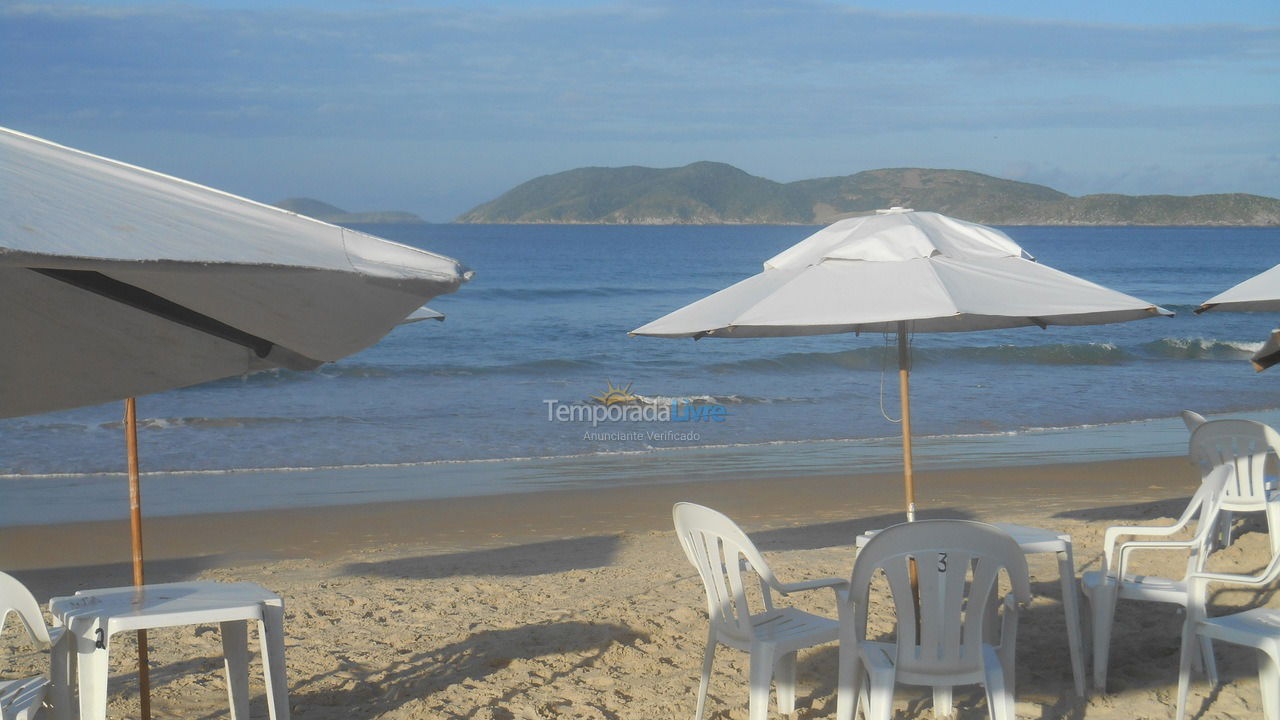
[1196,264,1280,371]
[0,127,470,716]
[631,208,1170,520]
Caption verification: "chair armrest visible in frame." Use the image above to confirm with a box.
[1115,539,1194,577]
[777,577,849,595]
[1190,552,1280,588]
[1103,521,1189,567]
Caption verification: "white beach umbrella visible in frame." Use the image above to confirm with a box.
[1196,264,1280,371]
[0,127,469,417]
[631,208,1171,520]
[0,126,470,716]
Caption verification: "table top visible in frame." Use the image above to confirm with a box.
[50,581,280,631]
[856,522,1071,553]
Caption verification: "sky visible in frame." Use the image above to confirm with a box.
[3,1,1278,220]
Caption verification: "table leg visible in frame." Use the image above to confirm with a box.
[76,621,110,720]
[259,602,291,720]
[1057,547,1086,696]
[222,620,251,720]
[47,628,74,720]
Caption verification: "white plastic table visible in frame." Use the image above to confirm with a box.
[856,522,1086,696]
[49,581,290,720]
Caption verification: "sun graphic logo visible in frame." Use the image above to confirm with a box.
[590,380,639,406]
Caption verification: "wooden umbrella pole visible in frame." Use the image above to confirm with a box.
[897,322,916,522]
[896,324,923,636]
[125,398,152,720]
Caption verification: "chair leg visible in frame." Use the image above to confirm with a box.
[835,639,861,720]
[1259,647,1280,720]
[1175,620,1199,720]
[1200,635,1218,687]
[748,642,776,720]
[932,685,953,718]
[695,628,717,720]
[775,651,797,714]
[866,664,896,720]
[982,646,1014,720]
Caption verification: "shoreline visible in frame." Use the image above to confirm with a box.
[1,454,1193,581]
[5,410,1256,529]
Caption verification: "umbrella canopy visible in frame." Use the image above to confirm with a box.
[1196,264,1280,371]
[633,209,1168,338]
[0,126,470,418]
[632,208,1170,520]
[1197,264,1280,314]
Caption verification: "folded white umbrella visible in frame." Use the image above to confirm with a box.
[632,209,1171,519]
[0,126,470,418]
[1196,264,1280,371]
[0,126,470,717]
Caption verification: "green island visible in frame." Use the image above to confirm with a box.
[456,162,1280,226]
[273,197,425,225]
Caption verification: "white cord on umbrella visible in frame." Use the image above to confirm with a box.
[879,332,901,423]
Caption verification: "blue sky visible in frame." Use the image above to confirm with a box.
[3,1,1278,220]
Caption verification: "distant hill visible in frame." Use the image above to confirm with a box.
[274,197,425,225]
[456,164,1280,226]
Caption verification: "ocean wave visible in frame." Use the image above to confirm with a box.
[1139,337,1263,360]
[0,412,1249,482]
[218,357,607,385]
[702,337,1269,373]
[463,286,713,301]
[629,393,801,406]
[709,342,1131,372]
[98,415,357,431]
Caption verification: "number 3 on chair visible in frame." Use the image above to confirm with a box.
[937,552,948,572]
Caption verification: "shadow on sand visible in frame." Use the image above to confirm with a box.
[340,534,624,580]
[7,553,260,602]
[746,507,978,554]
[83,620,640,720]
[283,620,640,720]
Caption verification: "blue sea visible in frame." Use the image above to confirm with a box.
[3,224,1280,525]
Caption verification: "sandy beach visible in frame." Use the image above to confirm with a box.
[3,454,1277,719]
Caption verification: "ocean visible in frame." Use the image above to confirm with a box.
[3,224,1279,525]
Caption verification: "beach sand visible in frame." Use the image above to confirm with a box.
[2,454,1276,719]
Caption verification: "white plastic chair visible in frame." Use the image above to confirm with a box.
[672,502,847,720]
[0,572,71,720]
[1190,419,1280,554]
[1176,551,1280,720]
[1081,464,1231,690]
[836,520,1031,720]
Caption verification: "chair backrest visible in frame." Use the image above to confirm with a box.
[1182,465,1235,577]
[673,502,781,644]
[848,520,1030,677]
[1190,419,1280,512]
[0,571,53,646]
[1181,410,1207,432]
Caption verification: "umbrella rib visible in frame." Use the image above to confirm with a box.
[31,268,276,358]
